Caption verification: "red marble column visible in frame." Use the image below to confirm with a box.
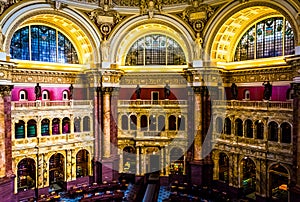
[93,87,102,183]
[110,88,119,157]
[290,82,300,200]
[0,85,15,201]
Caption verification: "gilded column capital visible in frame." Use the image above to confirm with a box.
[192,85,207,96]
[0,85,13,97]
[102,87,115,94]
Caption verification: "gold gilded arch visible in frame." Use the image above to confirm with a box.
[7,13,95,70]
[211,6,281,64]
[116,23,190,71]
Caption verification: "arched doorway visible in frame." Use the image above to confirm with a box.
[170,147,184,175]
[17,158,36,192]
[76,150,89,178]
[123,146,136,174]
[49,153,65,191]
[219,153,229,183]
[269,164,289,201]
[240,157,256,197]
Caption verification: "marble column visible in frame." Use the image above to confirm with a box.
[110,88,119,157]
[160,148,164,175]
[193,87,202,161]
[136,147,140,175]
[290,81,300,200]
[103,88,112,158]
[70,115,74,134]
[213,153,219,181]
[165,146,170,175]
[119,149,123,173]
[93,87,101,183]
[66,149,72,181]
[0,85,13,177]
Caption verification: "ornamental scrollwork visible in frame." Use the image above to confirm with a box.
[181,1,215,34]
[0,0,23,16]
[89,3,123,39]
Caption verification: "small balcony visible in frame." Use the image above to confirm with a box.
[118,130,186,139]
[12,132,94,149]
[11,100,93,111]
[212,100,293,111]
[118,100,187,107]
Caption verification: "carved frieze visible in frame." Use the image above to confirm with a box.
[113,0,187,7]
[119,73,187,86]
[229,66,294,83]
[12,69,79,84]
[0,63,14,81]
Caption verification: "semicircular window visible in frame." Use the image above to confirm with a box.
[125,34,186,66]
[10,25,79,64]
[234,17,294,61]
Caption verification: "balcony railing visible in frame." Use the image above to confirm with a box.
[118,100,187,106]
[12,132,94,148]
[212,100,293,110]
[118,130,186,139]
[11,100,93,110]
[214,133,293,155]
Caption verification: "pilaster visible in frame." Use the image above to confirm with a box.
[0,85,15,202]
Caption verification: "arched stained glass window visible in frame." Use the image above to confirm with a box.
[10,25,79,64]
[234,17,294,61]
[125,34,186,66]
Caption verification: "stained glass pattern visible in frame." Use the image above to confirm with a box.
[10,27,30,60]
[125,34,186,66]
[10,25,78,64]
[234,17,294,61]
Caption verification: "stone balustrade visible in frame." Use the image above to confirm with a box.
[12,132,93,149]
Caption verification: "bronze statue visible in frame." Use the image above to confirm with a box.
[164,83,170,99]
[231,83,238,100]
[135,84,141,99]
[263,81,272,100]
[69,84,74,100]
[35,83,41,100]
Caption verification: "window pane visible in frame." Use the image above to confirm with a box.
[235,17,294,61]
[31,25,56,62]
[285,20,294,55]
[125,34,186,65]
[58,32,79,64]
[10,25,78,64]
[10,27,30,60]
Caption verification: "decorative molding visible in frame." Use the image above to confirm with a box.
[119,73,187,86]
[180,2,216,34]
[89,4,122,39]
[228,66,294,83]
[11,69,79,84]
[113,0,187,7]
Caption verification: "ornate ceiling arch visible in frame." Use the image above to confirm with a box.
[110,14,194,68]
[1,2,101,70]
[204,0,300,65]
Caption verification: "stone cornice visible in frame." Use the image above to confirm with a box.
[11,69,79,84]
[226,66,294,83]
